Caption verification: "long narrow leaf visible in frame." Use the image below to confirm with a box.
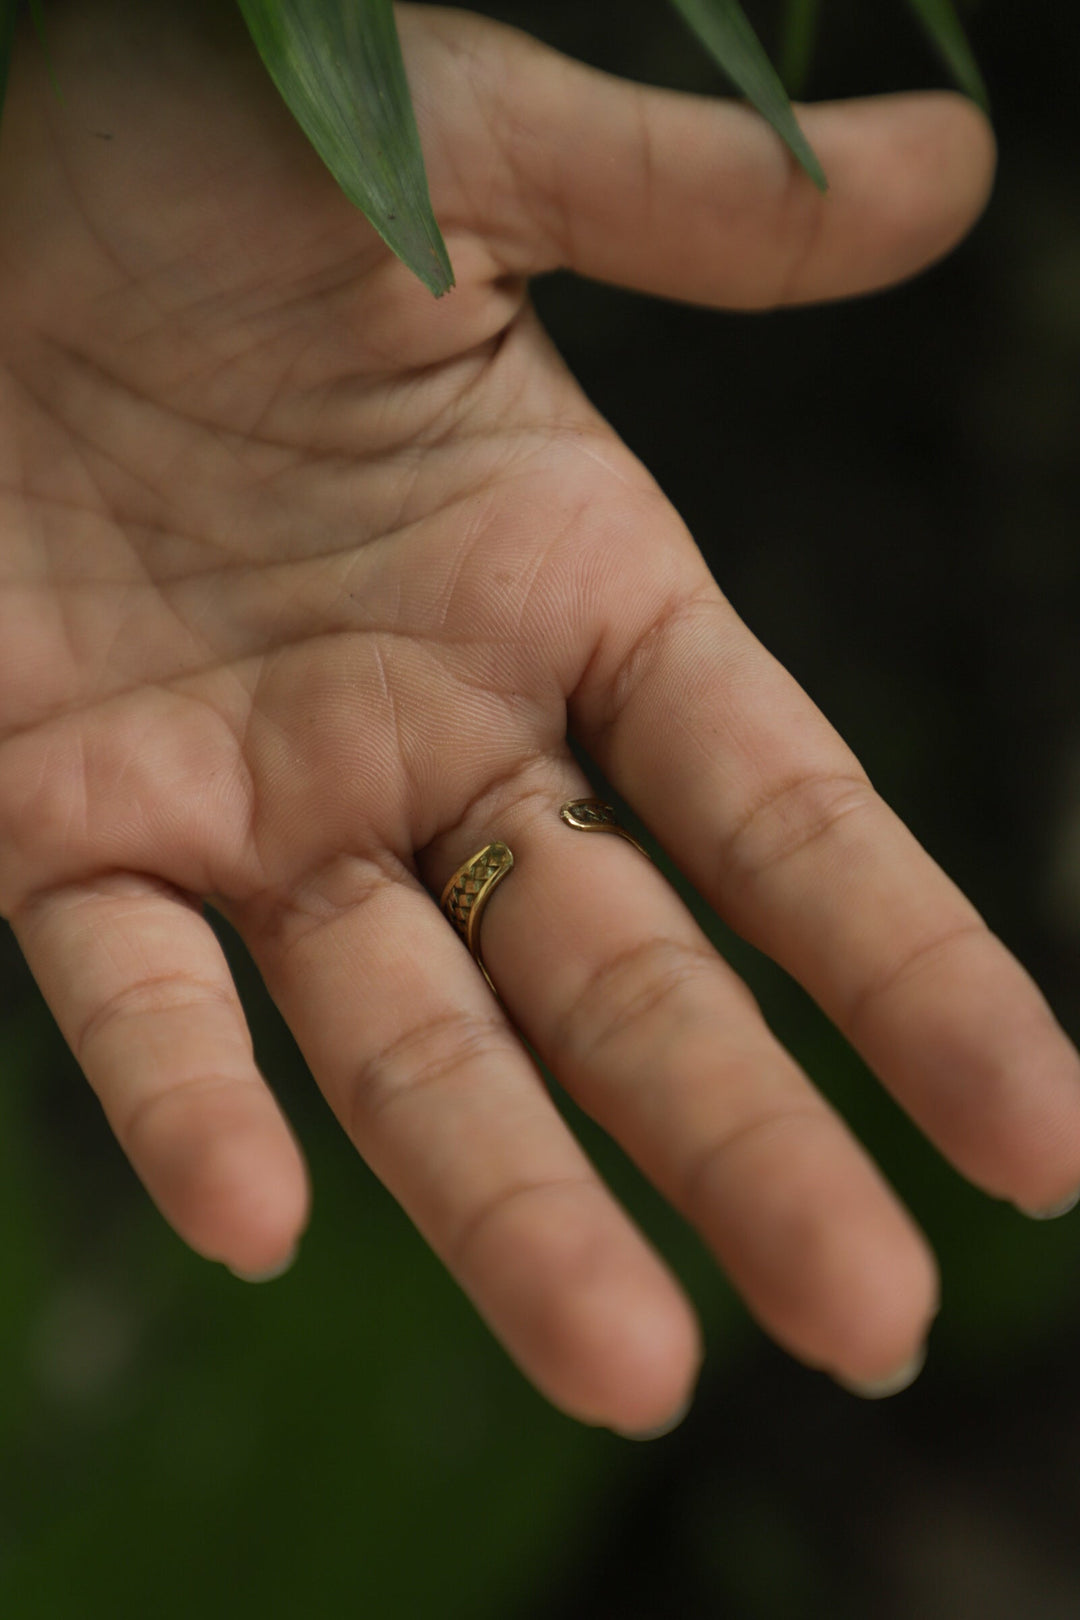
[667,0,827,191]
[779,0,821,99]
[905,0,989,111]
[235,0,453,296]
[0,0,18,129]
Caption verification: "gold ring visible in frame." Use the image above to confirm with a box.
[559,798,650,860]
[440,841,514,993]
[441,801,647,994]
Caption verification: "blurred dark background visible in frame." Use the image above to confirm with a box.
[3,1,1080,1615]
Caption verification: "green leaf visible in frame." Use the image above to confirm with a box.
[905,0,990,112]
[779,0,821,99]
[0,0,18,130]
[235,0,454,297]
[667,0,827,191]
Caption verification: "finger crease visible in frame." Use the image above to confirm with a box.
[845,919,988,1038]
[555,937,718,1067]
[719,771,874,890]
[424,761,561,869]
[120,1071,260,1153]
[578,585,720,748]
[682,1104,829,1224]
[347,1010,513,1135]
[447,1174,596,1274]
[76,976,237,1061]
[268,856,410,954]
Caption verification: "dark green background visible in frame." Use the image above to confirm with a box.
[3,2,1080,1614]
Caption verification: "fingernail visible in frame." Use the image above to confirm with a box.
[613,1394,694,1442]
[1019,1188,1080,1221]
[837,1344,926,1401]
[228,1246,299,1284]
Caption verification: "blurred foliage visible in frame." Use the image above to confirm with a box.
[905,0,988,110]
[215,0,988,282]
[0,1,984,288]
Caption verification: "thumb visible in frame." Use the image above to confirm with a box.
[406,8,996,308]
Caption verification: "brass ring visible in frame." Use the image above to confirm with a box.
[440,840,514,993]
[440,801,647,994]
[560,798,650,860]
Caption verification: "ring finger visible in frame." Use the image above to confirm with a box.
[421,761,940,1395]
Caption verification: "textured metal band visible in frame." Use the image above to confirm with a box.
[440,840,515,993]
[559,798,649,860]
[441,801,646,995]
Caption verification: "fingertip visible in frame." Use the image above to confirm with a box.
[780,90,998,304]
[578,1279,704,1438]
[909,90,997,246]
[197,1134,311,1280]
[698,1110,941,1400]
[836,1342,927,1400]
[613,1389,696,1441]
[462,1183,704,1434]
[887,90,997,266]
[204,1150,311,1282]
[228,1242,302,1285]
[137,1091,312,1280]
[521,1251,704,1436]
[818,1221,939,1395]
[1020,1186,1080,1221]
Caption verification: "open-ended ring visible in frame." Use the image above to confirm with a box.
[439,799,648,993]
[558,797,650,859]
[440,841,515,994]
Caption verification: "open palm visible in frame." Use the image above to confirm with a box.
[2,0,1075,1434]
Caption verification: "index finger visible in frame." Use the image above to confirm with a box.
[572,562,1080,1217]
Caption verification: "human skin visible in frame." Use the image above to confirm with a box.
[0,0,1073,1437]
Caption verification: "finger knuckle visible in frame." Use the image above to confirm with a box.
[347,1007,510,1137]
[447,1174,593,1273]
[554,936,720,1067]
[584,584,722,746]
[722,769,876,893]
[682,1104,826,1224]
[845,918,986,1035]
[76,975,235,1064]
[119,1072,247,1157]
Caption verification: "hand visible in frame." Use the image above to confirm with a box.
[1,0,1072,1437]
